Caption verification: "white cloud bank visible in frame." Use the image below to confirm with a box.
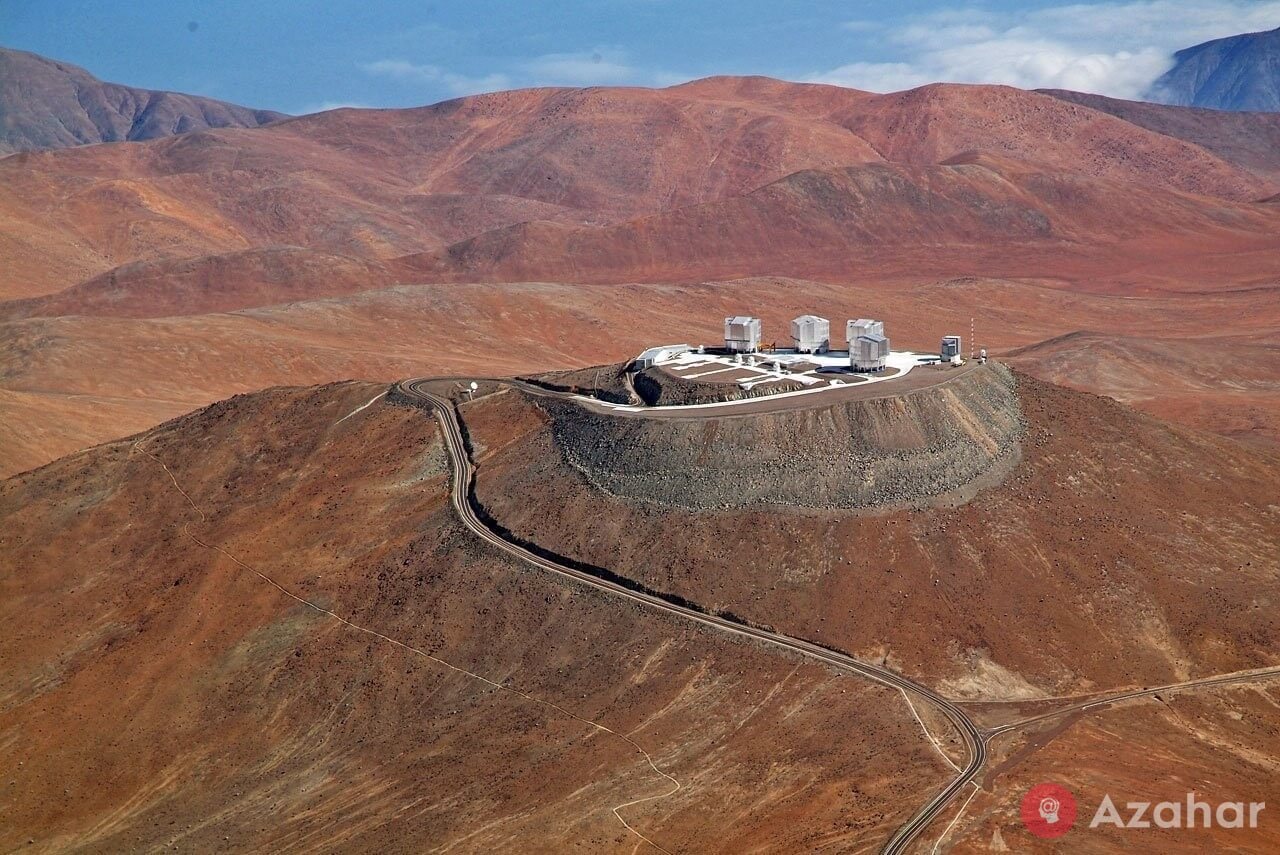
[814,1,1280,98]
[521,49,640,86]
[363,48,687,100]
[362,59,512,97]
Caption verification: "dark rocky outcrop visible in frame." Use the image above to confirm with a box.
[534,363,1024,511]
[632,366,808,407]
[520,364,634,405]
[0,47,285,154]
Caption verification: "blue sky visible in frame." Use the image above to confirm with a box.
[3,1,1278,113]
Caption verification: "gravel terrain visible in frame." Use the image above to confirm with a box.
[633,366,808,406]
[536,363,1024,510]
[0,381,944,852]
[522,363,635,404]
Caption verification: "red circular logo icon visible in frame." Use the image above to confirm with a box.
[1021,783,1077,839]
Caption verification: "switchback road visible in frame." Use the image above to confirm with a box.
[398,377,1280,852]
[397,377,984,855]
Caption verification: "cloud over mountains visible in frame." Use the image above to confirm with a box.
[813,1,1280,97]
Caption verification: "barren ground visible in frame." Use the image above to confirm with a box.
[4,275,1280,478]
[951,685,1280,853]
[4,76,1280,475]
[467,370,1280,695]
[0,382,947,852]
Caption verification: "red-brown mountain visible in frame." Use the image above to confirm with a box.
[4,77,1279,302]
[1041,88,1280,182]
[0,381,946,852]
[1,247,395,320]
[0,47,286,155]
[400,153,1280,285]
[4,75,1280,476]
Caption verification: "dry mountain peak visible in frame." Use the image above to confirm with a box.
[0,46,286,155]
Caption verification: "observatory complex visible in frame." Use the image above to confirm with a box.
[624,314,973,405]
[846,318,889,372]
[941,335,963,362]
[717,314,898,373]
[851,333,890,372]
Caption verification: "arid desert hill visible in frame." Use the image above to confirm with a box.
[3,67,1280,477]
[399,155,1280,285]
[4,273,1280,480]
[469,365,1280,695]
[5,74,1280,301]
[3,369,1278,852]
[5,32,1280,854]
[1040,88,1280,180]
[463,365,1280,852]
[0,380,949,853]
[0,46,286,155]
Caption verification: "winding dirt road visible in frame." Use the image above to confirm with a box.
[986,665,1280,738]
[397,378,985,854]
[398,376,1280,852]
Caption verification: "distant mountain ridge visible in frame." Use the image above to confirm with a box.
[0,47,286,154]
[2,72,1278,305]
[1,60,1280,480]
[1147,26,1280,111]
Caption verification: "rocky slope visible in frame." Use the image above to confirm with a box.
[0,47,285,154]
[535,363,1023,511]
[4,76,1279,301]
[0,381,945,852]
[1006,329,1280,448]
[631,366,806,407]
[0,246,396,320]
[956,684,1280,852]
[401,156,1280,284]
[5,272,1280,481]
[1147,26,1280,111]
[3,74,1280,480]
[1041,89,1280,181]
[460,368,1280,852]
[466,369,1280,695]
[521,363,636,405]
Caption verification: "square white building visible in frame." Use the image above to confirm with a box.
[852,333,890,371]
[791,315,830,353]
[847,318,884,344]
[724,316,762,352]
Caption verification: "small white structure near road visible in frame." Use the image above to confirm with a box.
[851,332,891,371]
[634,344,692,370]
[724,316,762,352]
[791,315,830,353]
[941,335,962,361]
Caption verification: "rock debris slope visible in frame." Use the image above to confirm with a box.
[538,363,1023,511]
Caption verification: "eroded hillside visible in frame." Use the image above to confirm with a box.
[466,367,1280,696]
[0,382,947,852]
[4,76,1280,479]
[536,363,1023,511]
